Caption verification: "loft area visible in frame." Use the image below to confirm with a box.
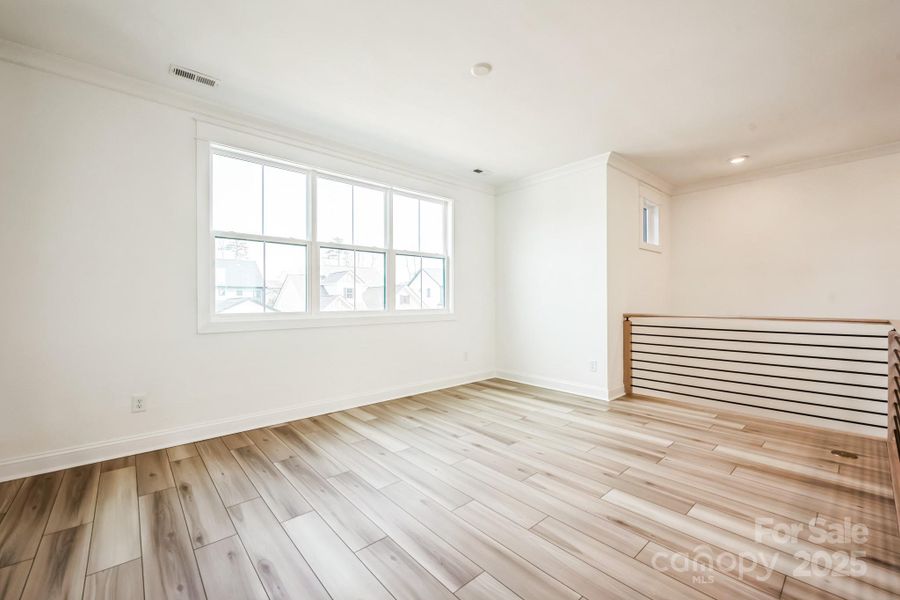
[0,3,899,600]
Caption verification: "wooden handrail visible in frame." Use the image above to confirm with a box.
[624,314,893,325]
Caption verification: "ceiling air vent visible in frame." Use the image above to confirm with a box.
[169,65,219,88]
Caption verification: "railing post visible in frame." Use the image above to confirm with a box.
[623,316,632,396]
[888,324,900,529]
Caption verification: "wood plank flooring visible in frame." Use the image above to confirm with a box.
[0,378,897,600]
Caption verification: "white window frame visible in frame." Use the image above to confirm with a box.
[197,141,453,333]
[391,191,452,313]
[639,195,662,252]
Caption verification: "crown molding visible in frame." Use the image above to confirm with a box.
[673,140,900,195]
[497,151,674,197]
[0,38,495,196]
[496,153,612,195]
[606,152,674,195]
[11,38,896,201]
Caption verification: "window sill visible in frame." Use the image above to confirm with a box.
[198,311,455,334]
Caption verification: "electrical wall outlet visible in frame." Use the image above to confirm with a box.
[463,351,469,362]
[132,394,147,413]
[589,360,599,373]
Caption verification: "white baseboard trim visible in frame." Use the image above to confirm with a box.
[0,370,495,482]
[495,370,618,401]
[606,385,627,400]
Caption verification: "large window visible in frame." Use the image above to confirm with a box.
[201,144,451,330]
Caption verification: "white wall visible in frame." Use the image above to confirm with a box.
[495,159,611,398]
[670,153,900,319]
[0,59,495,477]
[605,166,671,395]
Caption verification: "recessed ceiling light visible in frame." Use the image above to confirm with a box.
[471,62,493,77]
[729,155,749,165]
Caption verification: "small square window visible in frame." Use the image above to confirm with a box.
[640,198,660,250]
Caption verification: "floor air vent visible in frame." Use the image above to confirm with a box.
[830,449,858,459]
[169,65,219,88]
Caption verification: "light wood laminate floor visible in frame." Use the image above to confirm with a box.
[0,379,898,600]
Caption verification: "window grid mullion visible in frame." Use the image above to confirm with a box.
[443,200,449,310]
[309,173,320,314]
[261,166,267,312]
[351,184,356,247]
[212,231,310,245]
[394,250,448,260]
[261,164,266,237]
[417,256,423,310]
[350,185,356,310]
[443,199,448,256]
[352,250,357,310]
[386,190,395,313]
[261,239,268,313]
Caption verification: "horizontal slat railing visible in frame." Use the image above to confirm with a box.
[623,314,893,436]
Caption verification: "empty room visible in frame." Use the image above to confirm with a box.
[1,1,900,599]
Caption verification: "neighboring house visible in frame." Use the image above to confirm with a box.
[319,285,354,311]
[216,297,267,314]
[215,258,264,310]
[217,258,310,313]
[407,267,444,308]
[217,259,441,313]
[272,274,307,312]
[357,267,386,310]
[321,270,359,301]
[395,283,421,309]
[320,268,386,310]
[362,285,386,309]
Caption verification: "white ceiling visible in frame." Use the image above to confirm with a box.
[1,0,899,188]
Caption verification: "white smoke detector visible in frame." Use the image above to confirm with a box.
[470,62,493,77]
